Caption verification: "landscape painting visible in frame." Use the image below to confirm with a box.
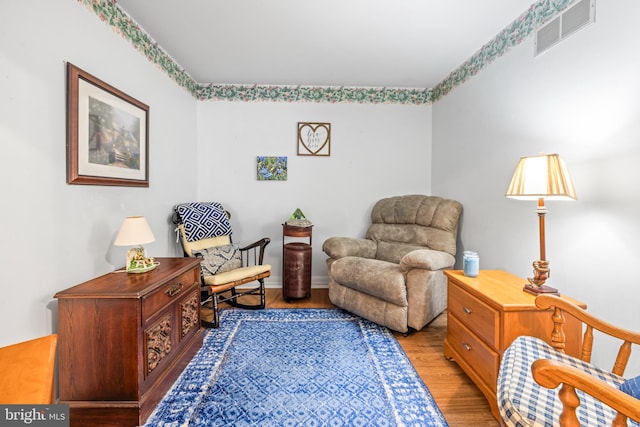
[67,63,149,187]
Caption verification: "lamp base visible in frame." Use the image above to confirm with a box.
[126,261,159,274]
[125,246,158,273]
[523,283,559,296]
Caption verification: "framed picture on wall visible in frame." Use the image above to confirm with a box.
[66,62,150,186]
[297,122,331,156]
[257,156,288,181]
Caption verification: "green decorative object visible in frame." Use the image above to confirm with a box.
[286,209,312,226]
[289,209,306,220]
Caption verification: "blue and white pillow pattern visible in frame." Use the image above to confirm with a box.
[193,245,241,276]
[176,202,232,242]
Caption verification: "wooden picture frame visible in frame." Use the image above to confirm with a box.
[297,122,331,156]
[67,63,149,186]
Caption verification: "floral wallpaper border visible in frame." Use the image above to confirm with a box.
[79,0,200,95]
[431,0,577,102]
[197,84,432,104]
[79,0,577,105]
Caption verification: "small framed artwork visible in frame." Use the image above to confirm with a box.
[257,156,288,181]
[67,63,149,186]
[298,122,331,156]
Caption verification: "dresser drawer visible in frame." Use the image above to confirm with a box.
[447,313,499,391]
[142,270,199,320]
[449,283,499,350]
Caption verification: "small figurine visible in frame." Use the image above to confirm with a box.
[286,208,312,227]
[126,246,157,273]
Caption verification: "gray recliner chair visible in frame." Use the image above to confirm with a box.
[322,195,462,333]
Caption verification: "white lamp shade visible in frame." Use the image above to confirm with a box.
[114,216,155,246]
[505,153,577,201]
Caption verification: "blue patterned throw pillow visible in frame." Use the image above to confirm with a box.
[176,202,232,242]
[619,375,640,425]
[193,245,241,276]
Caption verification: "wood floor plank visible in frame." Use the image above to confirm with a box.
[219,288,499,426]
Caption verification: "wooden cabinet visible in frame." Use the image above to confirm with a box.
[55,257,203,427]
[282,224,313,301]
[443,270,585,421]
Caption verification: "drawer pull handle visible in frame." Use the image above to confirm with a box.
[463,306,472,315]
[166,282,184,297]
[463,343,472,352]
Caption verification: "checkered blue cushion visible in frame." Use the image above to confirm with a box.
[498,335,628,427]
[176,202,232,242]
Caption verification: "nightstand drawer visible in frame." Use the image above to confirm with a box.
[142,270,199,321]
[444,270,586,421]
[447,313,499,391]
[449,283,499,349]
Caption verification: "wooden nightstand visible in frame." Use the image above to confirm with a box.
[443,270,586,421]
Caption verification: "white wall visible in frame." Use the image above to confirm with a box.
[196,101,432,286]
[0,2,432,346]
[7,0,636,380]
[0,1,198,346]
[433,0,640,374]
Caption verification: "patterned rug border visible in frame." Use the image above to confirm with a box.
[145,308,448,426]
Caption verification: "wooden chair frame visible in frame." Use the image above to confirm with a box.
[0,334,57,404]
[197,238,270,328]
[531,294,640,426]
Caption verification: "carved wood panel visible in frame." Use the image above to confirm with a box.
[145,314,172,375]
[181,290,199,338]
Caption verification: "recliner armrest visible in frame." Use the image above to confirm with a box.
[322,237,377,259]
[399,249,455,272]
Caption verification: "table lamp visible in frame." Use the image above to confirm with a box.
[114,216,157,273]
[505,153,576,295]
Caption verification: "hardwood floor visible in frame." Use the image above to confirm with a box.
[221,288,499,426]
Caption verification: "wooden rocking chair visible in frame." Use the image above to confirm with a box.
[498,294,640,426]
[173,202,271,328]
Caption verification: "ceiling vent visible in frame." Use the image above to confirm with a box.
[535,0,595,56]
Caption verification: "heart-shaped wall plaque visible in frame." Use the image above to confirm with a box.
[297,122,331,156]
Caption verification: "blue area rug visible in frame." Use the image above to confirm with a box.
[144,309,448,426]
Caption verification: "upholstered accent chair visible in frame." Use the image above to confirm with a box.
[322,195,462,333]
[498,294,640,426]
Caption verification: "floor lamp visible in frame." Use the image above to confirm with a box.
[505,153,576,295]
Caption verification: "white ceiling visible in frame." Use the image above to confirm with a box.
[116,0,536,89]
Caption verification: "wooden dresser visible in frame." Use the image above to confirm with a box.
[443,270,585,420]
[55,257,203,427]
